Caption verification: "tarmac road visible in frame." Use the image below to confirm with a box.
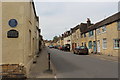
[47,48,118,78]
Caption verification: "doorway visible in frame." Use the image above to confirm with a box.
[93,41,96,53]
[97,40,100,53]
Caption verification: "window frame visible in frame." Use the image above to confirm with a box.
[101,25,106,33]
[88,41,92,49]
[89,30,94,37]
[102,38,107,49]
[97,28,101,35]
[84,33,86,37]
[113,39,120,49]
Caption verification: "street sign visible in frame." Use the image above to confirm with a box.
[7,30,19,38]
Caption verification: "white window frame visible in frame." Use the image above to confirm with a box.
[102,38,107,49]
[97,28,101,35]
[101,25,106,33]
[89,30,94,37]
[113,39,120,49]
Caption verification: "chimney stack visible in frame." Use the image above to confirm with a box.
[87,18,91,27]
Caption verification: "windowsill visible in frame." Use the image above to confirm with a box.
[98,33,101,35]
[103,48,107,50]
[101,31,106,34]
[89,48,92,49]
[89,36,94,38]
[113,48,120,50]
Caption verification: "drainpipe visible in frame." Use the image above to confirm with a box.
[95,29,97,54]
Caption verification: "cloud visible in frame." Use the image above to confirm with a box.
[34,0,119,2]
[34,2,118,40]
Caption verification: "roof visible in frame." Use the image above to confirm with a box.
[71,25,80,33]
[31,0,39,21]
[79,23,88,33]
[81,12,120,34]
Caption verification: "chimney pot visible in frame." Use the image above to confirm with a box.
[87,18,91,27]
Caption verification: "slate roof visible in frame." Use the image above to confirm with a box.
[81,12,120,34]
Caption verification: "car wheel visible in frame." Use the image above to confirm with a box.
[74,52,76,54]
[86,53,88,55]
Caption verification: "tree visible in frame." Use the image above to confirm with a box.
[53,36,58,42]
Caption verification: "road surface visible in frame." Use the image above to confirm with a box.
[47,48,118,78]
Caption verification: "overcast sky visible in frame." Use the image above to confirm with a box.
[34,1,119,40]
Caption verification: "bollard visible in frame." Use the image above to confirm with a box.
[44,53,53,74]
[48,53,51,71]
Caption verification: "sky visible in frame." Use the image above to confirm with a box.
[34,1,119,40]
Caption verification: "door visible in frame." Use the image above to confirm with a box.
[97,40,100,52]
[93,41,96,53]
[75,43,77,48]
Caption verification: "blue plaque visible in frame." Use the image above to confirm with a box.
[8,19,18,27]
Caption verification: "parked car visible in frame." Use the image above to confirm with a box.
[54,45,60,49]
[61,44,70,51]
[65,44,70,51]
[48,45,54,48]
[61,45,66,51]
[73,46,88,55]
[58,46,63,50]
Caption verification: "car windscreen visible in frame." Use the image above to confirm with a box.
[76,46,85,49]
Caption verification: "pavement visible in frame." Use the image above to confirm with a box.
[90,53,118,62]
[28,47,56,78]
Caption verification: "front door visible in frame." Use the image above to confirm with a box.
[97,40,100,53]
[93,41,96,53]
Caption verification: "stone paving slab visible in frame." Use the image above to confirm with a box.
[90,53,118,62]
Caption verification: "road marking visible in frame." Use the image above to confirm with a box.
[54,75,57,80]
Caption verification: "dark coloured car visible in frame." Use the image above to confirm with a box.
[61,44,70,51]
[54,45,60,49]
[61,45,66,51]
[73,46,88,55]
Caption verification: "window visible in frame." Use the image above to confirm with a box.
[88,41,92,49]
[82,43,83,46]
[81,34,83,38]
[84,42,86,47]
[102,38,107,49]
[102,26,106,33]
[114,39,120,49]
[97,28,101,34]
[89,31,94,37]
[84,33,86,37]
[118,21,120,30]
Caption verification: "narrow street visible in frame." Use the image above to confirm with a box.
[1,1,120,80]
[47,48,118,78]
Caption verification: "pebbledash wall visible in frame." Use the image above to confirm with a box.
[2,1,40,76]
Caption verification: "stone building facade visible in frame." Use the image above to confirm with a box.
[1,0,42,78]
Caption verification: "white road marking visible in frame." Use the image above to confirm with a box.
[54,75,57,80]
